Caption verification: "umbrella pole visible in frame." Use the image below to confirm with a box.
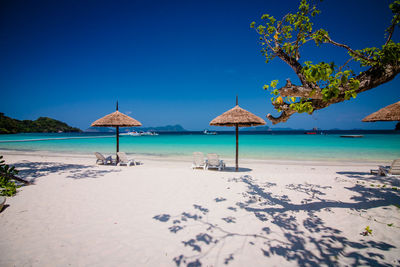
[116,126,119,164]
[235,124,238,171]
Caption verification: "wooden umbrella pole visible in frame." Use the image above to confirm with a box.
[116,126,119,164]
[235,124,239,171]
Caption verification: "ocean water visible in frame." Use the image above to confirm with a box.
[0,132,399,161]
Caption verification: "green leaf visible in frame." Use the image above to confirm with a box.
[270,80,278,88]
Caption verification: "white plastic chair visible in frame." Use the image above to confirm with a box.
[206,153,226,171]
[117,152,137,166]
[94,152,113,165]
[378,159,400,176]
[192,152,207,169]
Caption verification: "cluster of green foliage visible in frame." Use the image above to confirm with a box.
[0,113,82,134]
[0,156,19,196]
[250,0,321,64]
[264,79,316,114]
[301,62,360,101]
[251,0,400,117]
[351,1,400,67]
[351,40,400,67]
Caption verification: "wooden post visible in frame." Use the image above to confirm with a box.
[116,126,119,164]
[235,96,239,171]
[235,124,239,171]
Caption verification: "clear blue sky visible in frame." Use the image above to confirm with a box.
[1,0,398,130]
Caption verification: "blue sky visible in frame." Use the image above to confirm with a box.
[0,0,398,130]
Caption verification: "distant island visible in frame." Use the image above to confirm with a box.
[242,126,270,131]
[87,124,187,133]
[0,113,82,134]
[243,126,306,131]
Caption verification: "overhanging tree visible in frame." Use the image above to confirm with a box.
[251,0,400,124]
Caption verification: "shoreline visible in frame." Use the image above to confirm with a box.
[0,135,114,143]
[0,149,389,166]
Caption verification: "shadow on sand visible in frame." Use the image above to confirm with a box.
[337,171,400,186]
[206,166,252,173]
[12,161,121,182]
[0,204,10,213]
[153,172,400,266]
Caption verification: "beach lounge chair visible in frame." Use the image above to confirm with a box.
[206,153,226,171]
[192,152,207,169]
[94,152,114,165]
[117,152,138,166]
[372,159,400,176]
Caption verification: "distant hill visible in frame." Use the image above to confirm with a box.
[86,124,187,133]
[271,127,305,131]
[0,113,82,134]
[136,124,187,132]
[86,127,115,133]
[242,126,270,131]
[243,126,307,131]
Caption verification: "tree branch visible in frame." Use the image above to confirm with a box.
[323,35,378,64]
[278,79,323,99]
[354,64,400,93]
[385,14,399,46]
[274,48,310,86]
[268,64,400,124]
[267,103,296,124]
[338,57,353,72]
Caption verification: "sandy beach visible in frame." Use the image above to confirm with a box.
[0,150,399,266]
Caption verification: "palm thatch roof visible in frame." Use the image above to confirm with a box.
[91,111,142,127]
[210,105,266,127]
[362,101,400,122]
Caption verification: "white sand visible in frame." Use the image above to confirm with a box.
[1,150,400,266]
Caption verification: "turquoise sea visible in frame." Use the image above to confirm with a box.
[0,131,399,161]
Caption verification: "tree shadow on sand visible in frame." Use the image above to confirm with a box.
[153,174,400,266]
[12,161,121,182]
[337,171,400,186]
[206,166,252,173]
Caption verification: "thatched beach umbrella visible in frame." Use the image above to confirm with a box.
[91,102,142,163]
[362,101,400,122]
[210,97,266,171]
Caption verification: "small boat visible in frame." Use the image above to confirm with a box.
[125,131,140,136]
[204,129,217,135]
[121,131,159,136]
[140,131,159,136]
[340,135,364,138]
[305,127,319,135]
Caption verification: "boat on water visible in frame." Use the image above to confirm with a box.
[305,127,325,135]
[120,131,159,136]
[340,135,364,138]
[139,131,159,136]
[204,129,217,135]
